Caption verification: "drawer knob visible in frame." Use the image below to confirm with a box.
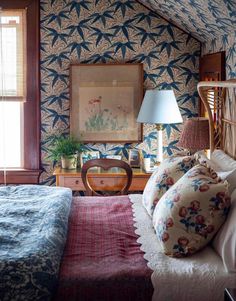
[75,180,79,185]
[100,180,104,185]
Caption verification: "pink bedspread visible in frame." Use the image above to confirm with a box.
[55,195,153,301]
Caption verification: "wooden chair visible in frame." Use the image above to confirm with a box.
[81,158,133,196]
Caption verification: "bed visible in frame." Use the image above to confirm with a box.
[55,80,236,301]
[1,81,236,301]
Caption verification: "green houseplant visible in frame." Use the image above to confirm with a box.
[50,136,82,169]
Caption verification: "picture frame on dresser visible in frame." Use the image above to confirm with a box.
[128,149,141,168]
[80,151,100,167]
[70,63,143,143]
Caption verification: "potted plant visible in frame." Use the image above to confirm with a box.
[49,136,82,169]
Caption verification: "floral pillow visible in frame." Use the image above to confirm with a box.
[153,164,231,257]
[142,155,195,216]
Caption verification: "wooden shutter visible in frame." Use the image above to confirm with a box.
[199,52,226,115]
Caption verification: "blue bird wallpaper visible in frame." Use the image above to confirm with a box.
[40,0,200,184]
[139,0,236,79]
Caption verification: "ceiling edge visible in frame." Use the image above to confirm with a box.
[136,0,202,44]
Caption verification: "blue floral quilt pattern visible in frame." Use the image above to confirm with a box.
[0,185,72,301]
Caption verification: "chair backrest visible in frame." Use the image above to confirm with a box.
[81,158,133,196]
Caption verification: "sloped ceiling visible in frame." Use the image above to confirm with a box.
[137,0,236,42]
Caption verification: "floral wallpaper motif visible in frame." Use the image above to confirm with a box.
[138,0,236,80]
[40,0,200,184]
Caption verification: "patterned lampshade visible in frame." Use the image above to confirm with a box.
[178,117,210,151]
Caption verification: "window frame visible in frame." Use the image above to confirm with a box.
[0,0,40,184]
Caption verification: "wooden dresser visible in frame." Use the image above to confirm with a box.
[53,167,151,192]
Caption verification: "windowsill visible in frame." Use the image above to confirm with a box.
[0,169,41,184]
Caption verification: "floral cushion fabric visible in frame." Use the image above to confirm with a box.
[153,164,231,257]
[142,155,195,216]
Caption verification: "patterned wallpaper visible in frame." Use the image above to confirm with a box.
[40,0,200,184]
[138,0,236,42]
[138,0,236,80]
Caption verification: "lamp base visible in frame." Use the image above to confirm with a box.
[156,124,163,163]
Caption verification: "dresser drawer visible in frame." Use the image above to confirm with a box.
[59,176,84,190]
[88,177,118,191]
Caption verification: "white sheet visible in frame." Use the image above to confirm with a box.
[129,194,236,301]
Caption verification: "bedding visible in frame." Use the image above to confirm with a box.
[130,194,236,301]
[213,189,236,272]
[55,195,153,301]
[0,185,72,301]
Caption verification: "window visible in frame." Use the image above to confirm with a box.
[0,0,40,184]
[0,9,25,168]
[0,102,23,168]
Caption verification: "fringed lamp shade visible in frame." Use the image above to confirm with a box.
[178,117,210,152]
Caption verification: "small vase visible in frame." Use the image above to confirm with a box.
[61,154,78,169]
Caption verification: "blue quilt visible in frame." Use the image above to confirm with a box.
[0,185,72,301]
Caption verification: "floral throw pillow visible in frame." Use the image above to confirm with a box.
[142,155,195,216]
[153,164,231,257]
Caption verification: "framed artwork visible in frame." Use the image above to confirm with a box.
[80,151,100,167]
[70,64,143,142]
[128,149,140,167]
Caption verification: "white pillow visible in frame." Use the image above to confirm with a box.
[212,150,236,171]
[213,189,236,272]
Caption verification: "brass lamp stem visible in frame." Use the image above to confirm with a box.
[156,123,164,163]
[156,124,164,131]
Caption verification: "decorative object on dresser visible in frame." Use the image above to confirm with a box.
[80,151,100,167]
[49,136,82,169]
[178,117,210,154]
[128,149,141,168]
[70,63,143,143]
[137,89,183,163]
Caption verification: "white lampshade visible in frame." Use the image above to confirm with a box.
[137,89,183,124]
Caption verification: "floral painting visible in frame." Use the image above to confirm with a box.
[78,87,134,136]
[70,64,143,143]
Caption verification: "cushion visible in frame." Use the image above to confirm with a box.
[142,155,195,216]
[153,164,231,257]
[213,189,236,272]
[195,150,236,194]
[195,150,221,171]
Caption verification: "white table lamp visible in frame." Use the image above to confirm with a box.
[137,89,183,162]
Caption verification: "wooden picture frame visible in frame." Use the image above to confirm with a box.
[128,149,140,167]
[70,63,143,143]
[80,151,100,167]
